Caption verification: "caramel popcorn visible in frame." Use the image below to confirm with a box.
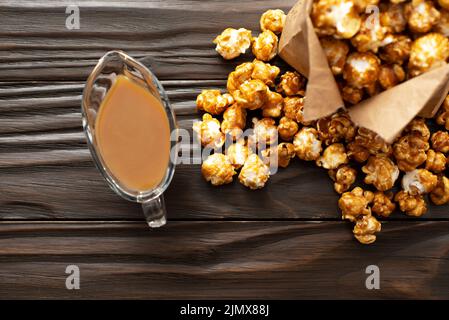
[402,169,438,195]
[379,35,412,64]
[283,96,306,123]
[408,33,449,78]
[226,140,251,169]
[393,134,429,171]
[341,84,364,104]
[431,130,449,153]
[316,143,349,169]
[362,154,400,191]
[262,90,283,118]
[439,0,449,10]
[252,117,278,146]
[277,71,306,96]
[233,79,269,110]
[260,9,286,34]
[395,190,427,216]
[328,165,357,194]
[378,64,406,89]
[354,0,380,11]
[196,89,234,115]
[320,37,350,75]
[353,214,382,244]
[221,104,247,140]
[404,0,440,34]
[277,116,299,141]
[402,118,430,141]
[348,127,392,163]
[316,112,356,146]
[238,154,270,189]
[294,127,323,161]
[213,28,252,60]
[343,52,381,89]
[425,149,447,173]
[227,62,254,93]
[262,142,296,168]
[311,0,362,39]
[372,191,396,217]
[380,2,407,33]
[201,153,236,186]
[435,95,449,130]
[430,175,449,205]
[193,113,225,149]
[338,187,373,222]
[252,30,278,61]
[434,9,449,37]
[351,15,388,53]
[251,59,280,87]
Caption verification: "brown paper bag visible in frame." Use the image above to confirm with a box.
[279,0,449,143]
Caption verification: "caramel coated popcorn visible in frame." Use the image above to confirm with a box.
[362,154,400,191]
[277,71,306,96]
[372,191,396,217]
[221,104,247,140]
[226,140,251,169]
[351,15,388,53]
[233,79,269,110]
[430,176,449,205]
[341,85,364,104]
[252,30,278,61]
[214,28,252,60]
[251,59,280,86]
[316,143,349,169]
[193,113,225,149]
[434,9,449,37]
[343,52,380,89]
[425,149,447,173]
[294,127,323,161]
[238,154,270,189]
[339,187,373,222]
[227,62,254,93]
[283,96,306,123]
[277,116,299,141]
[260,9,286,34]
[403,118,430,141]
[408,33,449,78]
[202,153,236,186]
[435,95,449,130]
[262,90,283,118]
[353,215,382,244]
[393,133,429,171]
[404,0,440,34]
[380,2,407,33]
[196,89,234,115]
[329,165,357,194]
[348,127,392,163]
[395,190,428,216]
[379,64,406,89]
[262,142,296,168]
[320,37,350,75]
[317,112,356,145]
[401,169,438,195]
[431,130,449,153]
[379,35,411,64]
[252,117,278,146]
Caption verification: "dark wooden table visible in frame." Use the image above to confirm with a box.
[1,0,449,299]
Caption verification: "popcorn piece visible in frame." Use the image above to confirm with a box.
[201,153,236,186]
[317,112,356,146]
[213,28,252,60]
[343,52,380,89]
[434,9,449,37]
[395,190,427,217]
[378,64,405,89]
[328,165,357,194]
[227,62,254,93]
[233,79,269,110]
[283,96,306,124]
[316,143,349,169]
[372,191,396,218]
[431,131,449,153]
[221,104,247,140]
[401,169,438,195]
[226,140,251,169]
[238,154,270,189]
[252,30,278,61]
[251,59,280,87]
[436,95,449,130]
[439,0,449,10]
[311,0,362,39]
[379,35,412,64]
[277,71,306,96]
[408,33,449,78]
[262,142,296,168]
[425,149,447,173]
[351,14,388,53]
[404,0,440,34]
[260,9,286,34]
[338,187,373,222]
[402,118,430,141]
[193,113,225,149]
[294,127,323,161]
[196,89,234,115]
[362,154,400,191]
[364,82,382,97]
[430,175,449,205]
[354,0,380,12]
[353,215,381,245]
[341,85,364,105]
[380,3,407,33]
[393,134,429,171]
[252,117,278,146]
[277,116,299,141]
[320,37,350,75]
[262,90,283,118]
[348,127,392,163]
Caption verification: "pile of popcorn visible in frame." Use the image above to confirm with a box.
[193,4,449,245]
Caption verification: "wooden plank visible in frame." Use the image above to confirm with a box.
[0,221,448,299]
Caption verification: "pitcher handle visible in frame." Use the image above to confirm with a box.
[142,195,167,228]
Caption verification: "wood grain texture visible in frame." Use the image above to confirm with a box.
[0,221,448,299]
